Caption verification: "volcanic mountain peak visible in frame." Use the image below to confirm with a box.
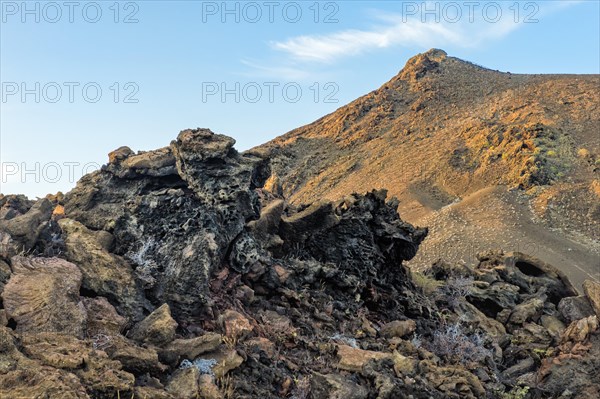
[414,47,448,61]
[396,48,449,81]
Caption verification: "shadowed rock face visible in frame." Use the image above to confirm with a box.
[0,198,53,258]
[280,190,427,271]
[63,128,260,317]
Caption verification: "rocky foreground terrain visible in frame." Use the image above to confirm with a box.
[1,128,599,398]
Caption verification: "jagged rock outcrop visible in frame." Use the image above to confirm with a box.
[63,128,259,317]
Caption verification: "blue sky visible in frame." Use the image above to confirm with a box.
[1,0,599,197]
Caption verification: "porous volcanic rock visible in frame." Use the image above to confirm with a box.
[63,128,260,317]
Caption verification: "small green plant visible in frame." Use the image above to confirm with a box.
[532,347,554,358]
[411,271,443,295]
[501,385,530,399]
[510,336,522,345]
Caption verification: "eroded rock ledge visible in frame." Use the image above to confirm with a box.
[0,129,598,399]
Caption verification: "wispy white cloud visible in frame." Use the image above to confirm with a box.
[269,1,582,64]
[271,21,463,63]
